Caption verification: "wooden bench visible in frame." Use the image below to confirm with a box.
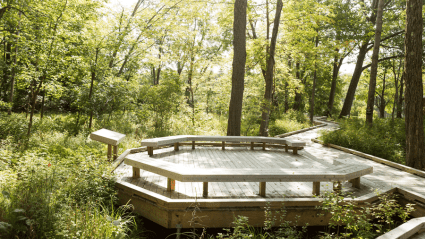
[90,129,126,160]
[140,135,306,156]
[124,155,373,197]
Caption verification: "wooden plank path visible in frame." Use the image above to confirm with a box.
[284,119,425,198]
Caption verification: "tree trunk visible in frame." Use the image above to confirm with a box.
[326,49,343,117]
[227,0,247,136]
[3,41,11,101]
[404,0,424,169]
[259,0,283,137]
[293,62,302,111]
[379,71,386,118]
[8,11,21,115]
[27,78,43,138]
[7,42,16,115]
[88,48,98,129]
[397,73,404,118]
[365,0,385,125]
[391,57,400,120]
[40,88,45,121]
[339,40,370,118]
[310,34,319,124]
[392,75,398,120]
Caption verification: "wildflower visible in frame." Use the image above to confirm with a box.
[48,163,51,167]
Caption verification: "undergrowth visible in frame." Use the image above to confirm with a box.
[1,112,414,238]
[320,117,406,164]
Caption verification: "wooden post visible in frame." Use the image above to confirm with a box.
[174,142,179,151]
[259,182,266,197]
[132,167,140,178]
[107,144,112,160]
[293,147,298,155]
[312,182,320,196]
[262,142,266,150]
[203,182,208,197]
[167,178,175,192]
[285,144,288,152]
[148,147,153,156]
[350,177,361,189]
[192,141,195,149]
[333,181,342,193]
[222,141,225,150]
[250,142,254,150]
[113,145,118,160]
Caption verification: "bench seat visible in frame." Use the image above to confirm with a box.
[124,154,373,197]
[140,135,306,155]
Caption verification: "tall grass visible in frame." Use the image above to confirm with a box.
[320,117,406,164]
[268,110,311,137]
[0,112,139,238]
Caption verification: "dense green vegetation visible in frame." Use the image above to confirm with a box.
[0,0,423,237]
[321,118,407,164]
[0,112,311,238]
[0,113,417,238]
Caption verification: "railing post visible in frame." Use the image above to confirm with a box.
[312,182,320,195]
[132,167,140,178]
[203,182,208,197]
[168,178,176,192]
[259,182,266,197]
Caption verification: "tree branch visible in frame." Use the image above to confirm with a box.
[361,54,403,72]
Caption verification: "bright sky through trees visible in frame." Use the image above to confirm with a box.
[109,0,356,74]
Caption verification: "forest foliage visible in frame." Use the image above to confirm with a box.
[0,0,423,237]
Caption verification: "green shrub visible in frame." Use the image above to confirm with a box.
[269,110,311,137]
[317,190,414,238]
[321,117,406,164]
[0,113,138,238]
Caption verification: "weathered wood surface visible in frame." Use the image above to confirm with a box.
[113,117,425,229]
[140,135,306,148]
[377,217,425,239]
[124,154,372,182]
[115,146,374,199]
[90,128,126,146]
[115,118,425,200]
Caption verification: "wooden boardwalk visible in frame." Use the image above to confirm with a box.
[115,145,375,200]
[113,119,425,228]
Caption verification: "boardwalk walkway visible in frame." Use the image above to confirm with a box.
[115,117,425,200]
[287,118,425,197]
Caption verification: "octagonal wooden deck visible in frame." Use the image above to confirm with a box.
[113,145,383,229]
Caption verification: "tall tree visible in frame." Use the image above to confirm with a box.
[227,0,247,136]
[310,34,319,124]
[404,0,424,169]
[365,0,385,125]
[259,0,283,136]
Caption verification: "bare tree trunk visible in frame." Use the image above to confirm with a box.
[365,0,385,125]
[293,62,302,111]
[339,42,370,118]
[404,0,424,169]
[259,0,283,136]
[227,0,247,136]
[326,49,343,117]
[40,87,45,121]
[391,57,400,120]
[8,11,21,115]
[379,71,386,118]
[27,78,43,138]
[397,73,404,118]
[3,40,11,102]
[88,48,98,129]
[310,35,319,124]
